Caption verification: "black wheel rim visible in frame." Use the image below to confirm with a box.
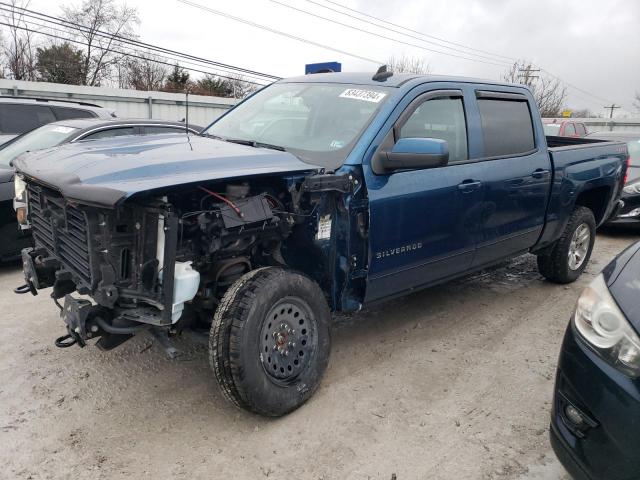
[259,297,316,382]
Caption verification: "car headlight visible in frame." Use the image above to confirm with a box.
[623,181,640,195]
[573,274,640,377]
[14,175,26,202]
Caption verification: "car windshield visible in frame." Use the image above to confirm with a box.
[203,82,392,167]
[543,123,561,135]
[0,124,79,167]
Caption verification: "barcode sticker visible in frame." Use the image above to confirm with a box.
[339,89,386,103]
[316,215,332,240]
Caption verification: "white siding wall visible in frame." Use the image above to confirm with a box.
[0,79,237,128]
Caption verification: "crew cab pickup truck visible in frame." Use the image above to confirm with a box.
[12,71,628,416]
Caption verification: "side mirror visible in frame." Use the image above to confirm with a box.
[379,137,449,173]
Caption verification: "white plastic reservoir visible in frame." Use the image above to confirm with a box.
[170,261,200,323]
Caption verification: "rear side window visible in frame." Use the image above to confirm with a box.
[52,107,97,120]
[0,104,56,134]
[82,127,137,140]
[477,99,535,157]
[564,123,576,136]
[399,97,468,162]
[143,126,188,135]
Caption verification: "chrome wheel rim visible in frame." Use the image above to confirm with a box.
[568,223,590,270]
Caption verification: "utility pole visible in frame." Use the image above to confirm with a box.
[517,64,540,86]
[604,104,620,118]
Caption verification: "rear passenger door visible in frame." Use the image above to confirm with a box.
[471,91,552,267]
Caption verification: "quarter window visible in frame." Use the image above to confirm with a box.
[82,127,137,140]
[144,126,189,135]
[52,107,97,120]
[477,98,535,157]
[0,104,56,134]
[399,97,468,162]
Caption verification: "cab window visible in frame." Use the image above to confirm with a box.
[477,99,535,157]
[399,97,468,162]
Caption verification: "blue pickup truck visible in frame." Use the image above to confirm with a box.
[13,71,628,416]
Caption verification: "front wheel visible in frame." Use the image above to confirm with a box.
[209,267,331,416]
[537,206,596,284]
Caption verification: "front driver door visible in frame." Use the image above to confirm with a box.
[363,89,485,303]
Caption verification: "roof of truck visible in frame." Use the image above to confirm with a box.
[279,72,520,89]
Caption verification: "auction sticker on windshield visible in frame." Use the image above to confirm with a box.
[51,126,75,134]
[339,89,386,103]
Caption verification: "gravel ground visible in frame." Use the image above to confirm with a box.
[0,229,637,480]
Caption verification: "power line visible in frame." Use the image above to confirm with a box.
[0,12,271,84]
[0,1,281,81]
[0,20,271,86]
[177,0,385,65]
[0,7,273,84]
[300,0,517,63]
[267,0,513,67]
[538,67,631,113]
[302,0,632,113]
[314,0,517,62]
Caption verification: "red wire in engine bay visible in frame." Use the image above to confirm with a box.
[198,186,244,218]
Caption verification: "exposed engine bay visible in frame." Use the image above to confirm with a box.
[19,171,364,352]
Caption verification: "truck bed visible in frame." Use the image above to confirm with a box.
[536,136,628,249]
[546,135,610,149]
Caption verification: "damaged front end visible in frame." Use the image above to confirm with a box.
[16,169,366,353]
[18,182,187,350]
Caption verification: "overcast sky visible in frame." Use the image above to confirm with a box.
[29,0,640,116]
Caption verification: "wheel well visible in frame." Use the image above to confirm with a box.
[574,186,610,224]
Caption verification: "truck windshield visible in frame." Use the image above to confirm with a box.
[0,124,79,167]
[203,82,392,168]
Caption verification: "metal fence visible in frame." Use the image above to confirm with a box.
[0,79,237,128]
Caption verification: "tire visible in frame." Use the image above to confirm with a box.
[209,267,331,416]
[537,206,596,284]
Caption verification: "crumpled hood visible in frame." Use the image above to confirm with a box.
[14,134,320,207]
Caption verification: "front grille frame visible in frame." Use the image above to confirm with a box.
[27,183,95,289]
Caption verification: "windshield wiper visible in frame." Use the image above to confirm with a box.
[225,138,286,152]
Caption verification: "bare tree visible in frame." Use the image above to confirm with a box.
[503,61,567,117]
[226,74,258,99]
[1,0,38,81]
[387,54,431,74]
[634,92,640,112]
[571,108,593,118]
[61,0,139,86]
[121,52,168,91]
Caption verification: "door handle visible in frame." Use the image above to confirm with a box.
[531,168,550,179]
[457,180,482,193]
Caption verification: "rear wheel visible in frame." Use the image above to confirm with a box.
[209,267,331,416]
[537,206,596,284]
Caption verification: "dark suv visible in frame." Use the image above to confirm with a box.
[0,97,114,145]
